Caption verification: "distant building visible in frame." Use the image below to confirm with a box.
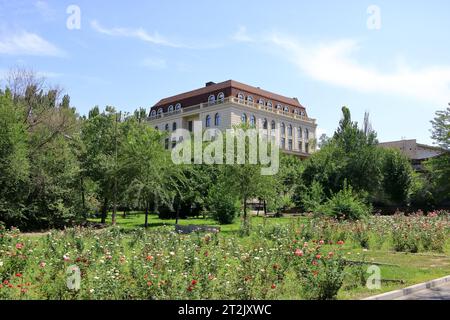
[147,80,318,158]
[378,139,448,171]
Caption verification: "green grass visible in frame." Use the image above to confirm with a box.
[89,212,304,235]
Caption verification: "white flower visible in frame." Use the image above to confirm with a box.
[0,260,3,267]
[89,289,95,293]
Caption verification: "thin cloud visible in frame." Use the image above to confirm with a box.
[90,20,182,48]
[141,57,167,70]
[34,1,56,20]
[0,30,65,57]
[231,26,254,43]
[268,34,450,106]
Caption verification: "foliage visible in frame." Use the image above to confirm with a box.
[207,182,240,224]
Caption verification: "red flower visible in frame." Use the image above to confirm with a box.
[204,251,209,257]
[3,280,9,285]
[319,240,325,245]
[15,273,22,278]
[313,271,319,277]
[187,286,193,292]
[147,281,153,287]
[312,260,318,266]
[191,279,198,286]
[15,243,24,250]
[337,240,344,245]
[146,255,154,261]
[294,249,304,257]
[328,251,334,257]
[271,284,276,289]
[315,254,321,260]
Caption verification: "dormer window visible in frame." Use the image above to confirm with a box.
[150,110,156,117]
[247,95,254,103]
[217,92,225,102]
[168,105,174,113]
[294,109,299,115]
[276,104,282,110]
[237,93,245,102]
[175,103,181,111]
[208,95,216,105]
[157,108,163,115]
[267,101,273,108]
[284,106,289,113]
[258,98,265,105]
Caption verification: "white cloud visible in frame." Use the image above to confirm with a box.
[231,26,254,43]
[141,57,167,70]
[269,34,450,106]
[90,20,181,48]
[0,30,65,57]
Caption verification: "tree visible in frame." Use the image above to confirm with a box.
[425,106,450,203]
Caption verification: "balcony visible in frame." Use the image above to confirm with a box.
[148,97,317,125]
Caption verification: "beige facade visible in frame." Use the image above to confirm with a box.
[148,96,317,157]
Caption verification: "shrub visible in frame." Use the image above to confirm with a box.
[319,183,370,221]
[207,183,240,225]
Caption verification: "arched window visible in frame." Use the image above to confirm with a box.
[172,122,177,131]
[294,109,299,115]
[241,113,247,124]
[284,106,289,113]
[168,105,174,113]
[263,118,268,130]
[165,124,169,131]
[157,108,163,115]
[175,103,181,111]
[267,101,273,108]
[250,115,256,127]
[214,113,221,126]
[208,95,216,105]
[305,128,309,140]
[150,110,156,117]
[298,127,303,139]
[281,123,286,135]
[276,104,282,110]
[288,124,292,136]
[271,120,276,130]
[205,115,211,128]
[247,95,254,103]
[258,98,265,105]
[237,93,245,102]
[217,92,225,102]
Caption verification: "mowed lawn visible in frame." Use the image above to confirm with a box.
[87,212,450,300]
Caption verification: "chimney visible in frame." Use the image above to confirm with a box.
[205,81,216,87]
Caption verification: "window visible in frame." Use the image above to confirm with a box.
[206,115,211,127]
[294,109,299,115]
[165,124,169,131]
[284,106,289,113]
[214,113,221,126]
[168,105,174,113]
[247,95,254,103]
[208,95,216,105]
[158,108,163,115]
[172,140,176,149]
[276,104,282,110]
[172,122,177,131]
[150,110,156,117]
[305,128,309,140]
[258,98,265,105]
[241,113,247,124]
[175,103,181,111]
[250,115,256,127]
[305,142,310,153]
[188,121,193,132]
[298,127,303,139]
[281,138,286,149]
[281,123,286,136]
[263,118,268,130]
[218,92,225,102]
[298,141,303,152]
[288,124,292,137]
[271,120,276,135]
[164,138,169,150]
[288,139,293,151]
[237,93,245,102]
[267,101,273,108]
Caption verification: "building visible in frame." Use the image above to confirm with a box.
[379,139,448,171]
[147,80,317,158]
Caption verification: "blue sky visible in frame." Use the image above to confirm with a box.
[1,0,450,144]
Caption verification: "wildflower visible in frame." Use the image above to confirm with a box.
[315,254,322,260]
[312,260,318,266]
[89,289,95,293]
[328,252,334,257]
[15,273,22,278]
[337,240,344,245]
[63,254,70,262]
[303,242,309,248]
[15,243,24,250]
[319,240,325,245]
[0,260,3,267]
[191,279,198,286]
[147,281,153,287]
[294,249,304,257]
[146,255,154,261]
[312,270,319,277]
[271,284,276,289]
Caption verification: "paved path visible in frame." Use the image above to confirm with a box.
[396,282,450,300]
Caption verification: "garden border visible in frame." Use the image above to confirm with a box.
[362,275,450,300]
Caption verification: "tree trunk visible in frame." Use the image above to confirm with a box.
[263,200,267,216]
[144,202,149,228]
[175,200,181,225]
[80,176,86,219]
[101,197,108,224]
[243,197,247,220]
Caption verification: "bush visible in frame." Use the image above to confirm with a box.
[319,183,370,221]
[207,183,240,225]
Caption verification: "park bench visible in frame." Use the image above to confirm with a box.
[175,224,220,234]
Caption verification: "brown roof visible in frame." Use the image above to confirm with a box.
[150,80,308,116]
